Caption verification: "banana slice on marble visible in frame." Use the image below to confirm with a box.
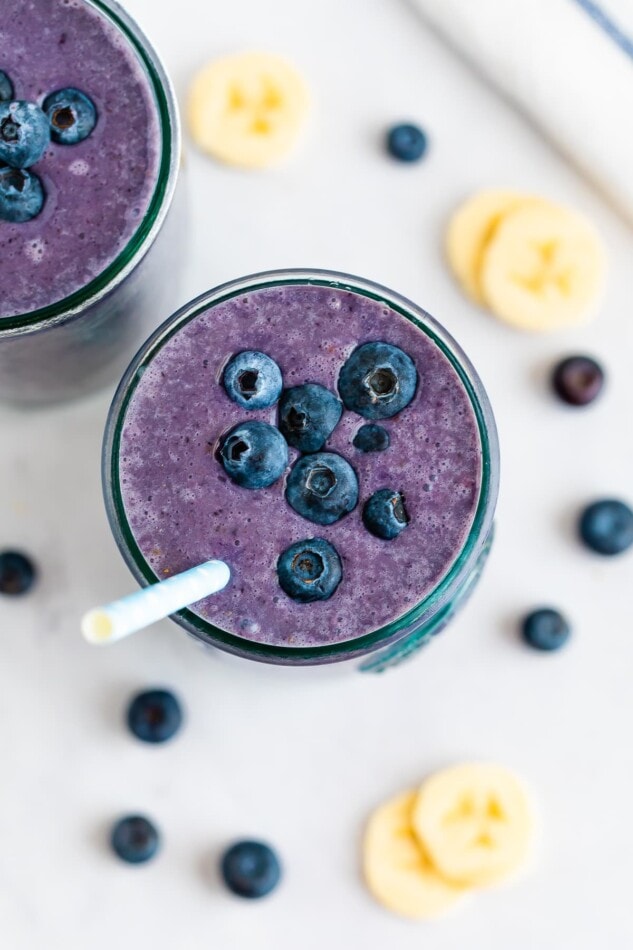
[363,791,468,919]
[412,763,534,888]
[188,52,310,169]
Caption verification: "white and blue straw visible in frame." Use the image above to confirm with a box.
[81,559,231,645]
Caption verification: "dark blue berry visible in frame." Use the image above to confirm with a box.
[352,423,390,453]
[278,383,342,452]
[0,550,37,595]
[126,689,183,744]
[578,499,633,556]
[223,351,282,409]
[552,355,605,406]
[0,101,50,168]
[0,166,45,222]
[220,421,288,490]
[386,123,428,162]
[43,88,97,145]
[111,815,160,864]
[362,489,410,540]
[0,71,14,103]
[277,538,342,602]
[221,841,282,899]
[285,452,358,525]
[521,608,571,652]
[338,341,417,420]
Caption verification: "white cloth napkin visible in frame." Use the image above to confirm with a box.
[407,0,633,224]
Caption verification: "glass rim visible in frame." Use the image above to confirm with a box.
[103,268,500,663]
[0,0,180,334]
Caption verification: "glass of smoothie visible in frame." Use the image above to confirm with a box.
[0,0,183,404]
[102,270,499,672]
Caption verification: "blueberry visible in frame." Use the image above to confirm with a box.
[220,421,288,490]
[43,88,97,145]
[338,341,417,420]
[0,166,45,222]
[578,498,633,556]
[0,71,14,103]
[126,688,183,744]
[352,423,390,453]
[0,101,50,168]
[110,815,160,864]
[0,550,37,595]
[552,355,605,406]
[285,452,358,525]
[221,840,282,899]
[277,537,342,603]
[362,489,409,540]
[278,383,343,452]
[223,351,282,410]
[386,123,428,162]
[521,608,571,652]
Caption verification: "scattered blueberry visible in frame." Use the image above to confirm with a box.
[0,71,14,103]
[221,840,282,899]
[521,608,571,652]
[552,355,605,406]
[285,452,358,525]
[578,498,633,556]
[338,341,417,420]
[386,122,428,162]
[223,351,283,410]
[0,101,50,168]
[277,538,342,602]
[110,815,160,864]
[0,550,37,595]
[352,423,390,453]
[43,87,97,145]
[362,489,410,540]
[220,421,288,490]
[0,166,45,222]
[126,688,183,744]
[278,383,343,452]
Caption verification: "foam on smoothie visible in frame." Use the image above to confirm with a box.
[118,284,482,648]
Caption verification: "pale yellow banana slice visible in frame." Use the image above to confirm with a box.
[412,764,534,888]
[445,190,535,302]
[363,791,468,919]
[187,52,310,169]
[480,203,606,331]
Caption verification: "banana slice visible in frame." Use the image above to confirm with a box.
[412,764,534,888]
[187,52,310,169]
[445,190,535,302]
[480,203,606,331]
[363,791,468,919]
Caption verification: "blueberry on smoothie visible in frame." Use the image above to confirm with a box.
[43,87,97,145]
[277,538,342,602]
[126,688,183,744]
[362,489,409,540]
[0,101,50,168]
[220,420,288,489]
[0,166,45,222]
[222,350,283,409]
[552,355,605,407]
[353,423,390,453]
[338,342,417,419]
[285,452,358,525]
[221,840,282,899]
[111,815,160,864]
[0,71,14,103]
[0,550,37,595]
[521,608,571,652]
[386,122,428,162]
[278,383,343,452]
[578,499,633,555]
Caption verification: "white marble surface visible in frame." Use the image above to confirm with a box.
[1,1,633,947]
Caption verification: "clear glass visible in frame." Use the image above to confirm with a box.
[103,270,500,669]
[0,0,184,405]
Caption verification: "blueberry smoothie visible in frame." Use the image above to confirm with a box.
[0,0,182,403]
[106,272,498,664]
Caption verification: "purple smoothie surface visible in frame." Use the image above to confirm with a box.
[118,284,483,648]
[0,0,160,318]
